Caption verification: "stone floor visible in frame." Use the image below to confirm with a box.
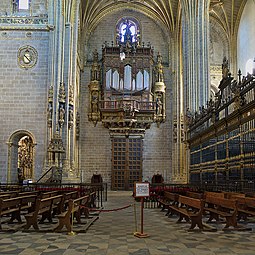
[1,191,255,255]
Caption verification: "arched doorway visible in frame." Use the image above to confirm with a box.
[7,130,36,183]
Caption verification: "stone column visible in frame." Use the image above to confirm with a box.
[171,0,210,184]
[181,0,210,112]
[61,1,81,182]
[46,0,65,170]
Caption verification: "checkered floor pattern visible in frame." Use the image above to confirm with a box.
[1,191,255,255]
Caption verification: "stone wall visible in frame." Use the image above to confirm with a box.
[0,30,49,182]
[0,0,47,16]
[237,0,255,75]
[80,9,172,186]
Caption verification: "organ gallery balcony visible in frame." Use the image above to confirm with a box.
[99,98,157,129]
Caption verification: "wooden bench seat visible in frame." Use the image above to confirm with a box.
[0,195,37,229]
[236,197,255,221]
[185,191,204,199]
[39,190,60,199]
[168,195,204,230]
[0,191,19,199]
[18,191,40,197]
[24,194,63,230]
[54,195,89,232]
[204,196,238,229]
[204,191,225,199]
[158,191,179,213]
[60,191,79,213]
[223,192,245,199]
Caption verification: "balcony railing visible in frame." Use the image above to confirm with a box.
[100,99,155,112]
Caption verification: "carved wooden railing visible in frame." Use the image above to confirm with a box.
[99,99,155,112]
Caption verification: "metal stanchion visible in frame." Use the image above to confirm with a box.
[133,202,138,233]
[68,208,76,236]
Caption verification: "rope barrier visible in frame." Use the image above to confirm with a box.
[80,204,132,213]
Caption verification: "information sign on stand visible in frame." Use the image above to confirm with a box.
[133,182,150,238]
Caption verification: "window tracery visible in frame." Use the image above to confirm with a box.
[116,17,140,46]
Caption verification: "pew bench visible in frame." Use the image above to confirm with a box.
[39,190,60,199]
[204,196,239,229]
[204,191,225,199]
[0,195,37,229]
[24,194,63,230]
[236,197,255,221]
[9,195,37,223]
[223,192,245,199]
[186,191,204,199]
[54,195,90,232]
[158,191,179,215]
[168,195,204,230]
[60,191,79,213]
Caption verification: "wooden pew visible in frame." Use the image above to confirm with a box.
[204,191,224,199]
[158,191,179,215]
[0,195,37,229]
[39,190,59,199]
[59,191,79,213]
[54,195,89,232]
[223,192,245,199]
[204,196,238,229]
[0,191,19,198]
[87,191,97,209]
[168,195,204,230]
[18,191,40,197]
[24,194,63,230]
[186,191,204,199]
[0,194,12,199]
[236,197,255,221]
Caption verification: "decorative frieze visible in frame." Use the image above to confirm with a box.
[0,15,48,25]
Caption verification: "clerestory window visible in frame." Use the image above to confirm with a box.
[13,0,31,14]
[116,17,141,45]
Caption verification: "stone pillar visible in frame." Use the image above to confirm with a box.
[45,0,65,170]
[61,1,81,182]
[171,15,188,184]
[171,0,210,184]
[181,0,210,112]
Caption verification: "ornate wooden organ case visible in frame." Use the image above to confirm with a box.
[88,29,166,190]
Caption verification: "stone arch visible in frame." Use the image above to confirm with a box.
[7,130,36,183]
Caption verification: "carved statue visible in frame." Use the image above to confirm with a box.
[76,112,80,138]
[58,82,66,103]
[69,108,74,122]
[222,56,229,79]
[155,53,164,82]
[91,91,99,112]
[156,94,163,115]
[69,85,74,105]
[59,105,65,126]
[91,49,100,81]
[48,85,53,102]
[47,103,53,122]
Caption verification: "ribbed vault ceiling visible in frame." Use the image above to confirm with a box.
[80,0,246,36]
